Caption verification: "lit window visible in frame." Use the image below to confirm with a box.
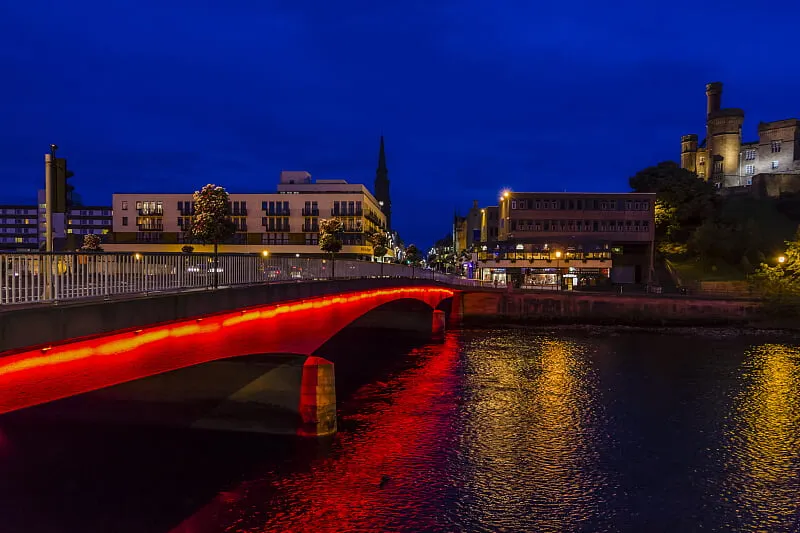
[122,201,128,210]
[66,229,73,234]
[15,237,22,243]
[744,149,756,161]
[746,177,752,186]
[772,161,779,169]
[771,141,781,153]
[745,165,755,175]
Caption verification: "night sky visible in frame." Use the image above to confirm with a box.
[2,1,799,247]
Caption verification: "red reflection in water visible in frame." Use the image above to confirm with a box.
[0,287,452,415]
[170,333,462,533]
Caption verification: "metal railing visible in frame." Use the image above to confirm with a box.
[0,252,485,305]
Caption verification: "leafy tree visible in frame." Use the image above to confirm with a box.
[191,184,236,287]
[405,244,422,278]
[750,227,800,314]
[629,161,716,242]
[405,244,422,266]
[366,230,389,276]
[319,218,343,278]
[81,234,103,252]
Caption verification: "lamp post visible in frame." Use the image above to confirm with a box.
[778,255,786,264]
[555,250,562,290]
[44,144,58,252]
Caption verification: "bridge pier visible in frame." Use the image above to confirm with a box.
[432,310,446,341]
[297,356,337,437]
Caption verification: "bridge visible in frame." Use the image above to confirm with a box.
[0,252,480,436]
[0,252,760,436]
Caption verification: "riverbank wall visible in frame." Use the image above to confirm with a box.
[460,290,763,326]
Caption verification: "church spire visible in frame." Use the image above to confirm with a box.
[377,135,387,174]
[374,135,391,231]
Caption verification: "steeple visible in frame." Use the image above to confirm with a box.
[374,135,391,230]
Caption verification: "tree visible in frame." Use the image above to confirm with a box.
[319,218,343,279]
[81,234,103,252]
[629,161,717,243]
[405,244,422,278]
[366,230,389,276]
[751,227,800,312]
[190,184,236,287]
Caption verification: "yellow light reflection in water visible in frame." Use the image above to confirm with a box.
[461,332,608,531]
[724,343,800,530]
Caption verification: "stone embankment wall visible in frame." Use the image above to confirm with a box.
[461,290,761,326]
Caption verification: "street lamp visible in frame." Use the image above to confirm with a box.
[778,255,786,264]
[555,250,562,290]
[261,250,269,258]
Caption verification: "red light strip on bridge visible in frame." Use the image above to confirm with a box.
[0,287,453,414]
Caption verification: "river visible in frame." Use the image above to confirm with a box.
[1,326,799,532]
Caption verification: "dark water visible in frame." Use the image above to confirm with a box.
[1,327,800,532]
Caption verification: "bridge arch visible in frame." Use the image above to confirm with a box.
[0,286,454,416]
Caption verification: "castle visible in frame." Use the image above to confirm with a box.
[680,82,800,192]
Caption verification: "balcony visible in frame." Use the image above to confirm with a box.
[302,208,319,216]
[264,208,290,216]
[136,224,164,231]
[302,224,319,233]
[137,208,163,216]
[232,208,248,216]
[331,209,363,217]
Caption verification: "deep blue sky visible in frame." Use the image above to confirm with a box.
[2,1,799,247]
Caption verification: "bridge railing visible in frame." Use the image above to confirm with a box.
[0,252,483,305]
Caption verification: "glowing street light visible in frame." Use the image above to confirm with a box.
[555,250,562,259]
[261,250,269,258]
[134,253,142,261]
[778,255,786,264]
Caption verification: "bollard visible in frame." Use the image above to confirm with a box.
[297,356,337,437]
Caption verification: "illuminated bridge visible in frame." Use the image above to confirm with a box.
[0,253,480,436]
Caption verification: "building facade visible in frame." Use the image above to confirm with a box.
[0,198,112,252]
[0,205,40,251]
[474,192,656,289]
[680,82,800,189]
[453,200,482,254]
[106,172,388,258]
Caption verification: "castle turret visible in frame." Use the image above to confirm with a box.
[706,82,723,116]
[680,134,698,172]
[707,108,744,181]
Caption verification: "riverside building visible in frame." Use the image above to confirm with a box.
[106,171,389,259]
[473,191,656,289]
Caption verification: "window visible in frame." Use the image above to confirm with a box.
[772,161,779,170]
[745,149,756,160]
[136,201,142,210]
[714,161,723,173]
[771,141,781,153]
[122,216,128,226]
[178,201,183,211]
[745,164,755,175]
[746,177,753,186]
[122,201,128,210]
[511,200,517,209]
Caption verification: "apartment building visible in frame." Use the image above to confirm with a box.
[106,172,389,258]
[475,191,656,288]
[0,205,39,251]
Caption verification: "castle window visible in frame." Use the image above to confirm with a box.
[745,165,755,175]
[771,141,781,153]
[772,161,779,170]
[511,200,517,209]
[745,149,757,161]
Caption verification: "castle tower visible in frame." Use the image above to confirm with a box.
[680,134,699,173]
[706,82,723,117]
[374,135,391,230]
[705,81,743,182]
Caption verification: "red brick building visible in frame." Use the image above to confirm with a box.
[475,192,656,289]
